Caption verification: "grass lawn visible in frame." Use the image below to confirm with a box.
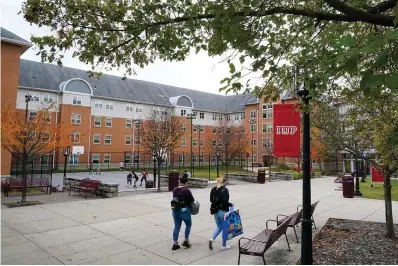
[360,179,398,201]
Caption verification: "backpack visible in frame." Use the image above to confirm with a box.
[210,187,224,215]
[171,187,185,210]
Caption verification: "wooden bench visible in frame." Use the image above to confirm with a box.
[69,179,101,199]
[2,177,51,197]
[238,214,293,265]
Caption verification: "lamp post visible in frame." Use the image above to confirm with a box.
[216,150,220,178]
[25,94,33,123]
[198,125,201,169]
[134,120,142,171]
[362,151,367,182]
[249,119,255,172]
[63,146,70,189]
[187,113,196,176]
[297,68,312,265]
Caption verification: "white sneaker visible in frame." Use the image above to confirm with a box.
[221,245,231,250]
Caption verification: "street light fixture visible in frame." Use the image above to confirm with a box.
[187,113,196,177]
[63,146,70,189]
[296,66,313,265]
[134,119,142,170]
[25,94,33,123]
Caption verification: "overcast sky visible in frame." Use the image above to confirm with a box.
[1,0,245,95]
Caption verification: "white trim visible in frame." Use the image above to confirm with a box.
[1,37,31,47]
[59,78,94,95]
[169,95,194,108]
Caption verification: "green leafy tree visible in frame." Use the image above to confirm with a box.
[21,0,398,99]
[312,93,398,239]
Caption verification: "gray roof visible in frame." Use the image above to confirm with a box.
[19,59,257,113]
[1,27,31,48]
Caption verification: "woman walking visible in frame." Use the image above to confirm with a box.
[171,175,194,250]
[209,177,231,250]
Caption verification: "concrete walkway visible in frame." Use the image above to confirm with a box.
[1,177,397,265]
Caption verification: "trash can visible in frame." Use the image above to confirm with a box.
[145,180,154,189]
[168,171,179,191]
[342,174,354,198]
[257,169,266,184]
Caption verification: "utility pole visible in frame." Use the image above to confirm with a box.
[187,113,196,176]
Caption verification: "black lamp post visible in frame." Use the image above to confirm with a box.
[25,94,33,123]
[249,118,256,172]
[153,156,157,188]
[187,113,196,176]
[63,146,70,188]
[216,150,220,178]
[297,68,313,265]
[134,120,142,170]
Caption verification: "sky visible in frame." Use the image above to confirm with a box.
[1,0,244,95]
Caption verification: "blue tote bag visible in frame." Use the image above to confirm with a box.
[222,207,243,241]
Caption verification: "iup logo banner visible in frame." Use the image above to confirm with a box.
[273,104,301,157]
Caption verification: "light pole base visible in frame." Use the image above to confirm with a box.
[355,191,362,196]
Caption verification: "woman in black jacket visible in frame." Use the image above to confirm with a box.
[209,176,231,250]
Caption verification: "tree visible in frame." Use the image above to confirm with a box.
[1,103,72,203]
[207,119,249,179]
[312,94,398,238]
[261,140,275,180]
[139,110,185,192]
[21,1,398,99]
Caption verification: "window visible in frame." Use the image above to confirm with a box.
[41,155,50,165]
[71,114,81,125]
[181,124,187,132]
[105,117,112,127]
[72,96,82,105]
[218,140,223,147]
[43,112,51,123]
[104,135,112,145]
[251,155,256,163]
[94,116,101,127]
[263,138,273,148]
[41,132,50,143]
[105,101,114,110]
[200,112,204,119]
[241,127,245,134]
[104,154,111,164]
[213,127,217,134]
[181,138,186,146]
[28,111,37,122]
[136,107,143,113]
[69,154,79,165]
[162,110,168,115]
[234,114,239,120]
[93,134,100,144]
[70,133,80,143]
[31,93,40,102]
[240,113,245,120]
[264,123,273,133]
[218,127,222,134]
[92,154,100,164]
[181,109,187,117]
[218,114,223,120]
[212,114,217,120]
[43,94,56,103]
[126,104,133,112]
[192,155,197,162]
[125,136,132,145]
[179,155,186,163]
[200,139,204,147]
[193,126,198,133]
[193,111,197,117]
[226,115,230,121]
[251,139,256,146]
[193,139,197,147]
[199,125,204,133]
[227,127,231,134]
[250,124,257,133]
[126,119,132,128]
[212,139,217,147]
[250,110,256,119]
[125,154,131,164]
[200,154,204,162]
[262,104,273,119]
[134,155,140,163]
[94,100,103,108]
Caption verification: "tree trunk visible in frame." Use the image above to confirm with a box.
[384,171,395,238]
[225,163,229,181]
[268,157,272,182]
[21,155,28,203]
[157,159,162,193]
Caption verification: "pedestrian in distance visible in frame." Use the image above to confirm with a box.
[127,172,133,188]
[170,175,194,250]
[184,170,191,178]
[96,162,101,175]
[88,163,94,178]
[209,176,232,251]
[132,171,139,188]
[140,169,148,186]
[119,161,124,171]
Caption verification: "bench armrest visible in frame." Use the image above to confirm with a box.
[297,205,302,213]
[276,214,288,223]
[266,219,277,229]
[238,237,267,248]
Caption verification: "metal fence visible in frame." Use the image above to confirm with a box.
[10,153,54,180]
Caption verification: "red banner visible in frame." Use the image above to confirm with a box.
[273,104,301,157]
[371,166,384,183]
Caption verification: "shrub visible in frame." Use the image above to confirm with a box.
[276,162,289,171]
[293,171,303,180]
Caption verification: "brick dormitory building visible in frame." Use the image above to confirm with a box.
[1,27,306,177]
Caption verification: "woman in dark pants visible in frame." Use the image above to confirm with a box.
[171,175,194,250]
